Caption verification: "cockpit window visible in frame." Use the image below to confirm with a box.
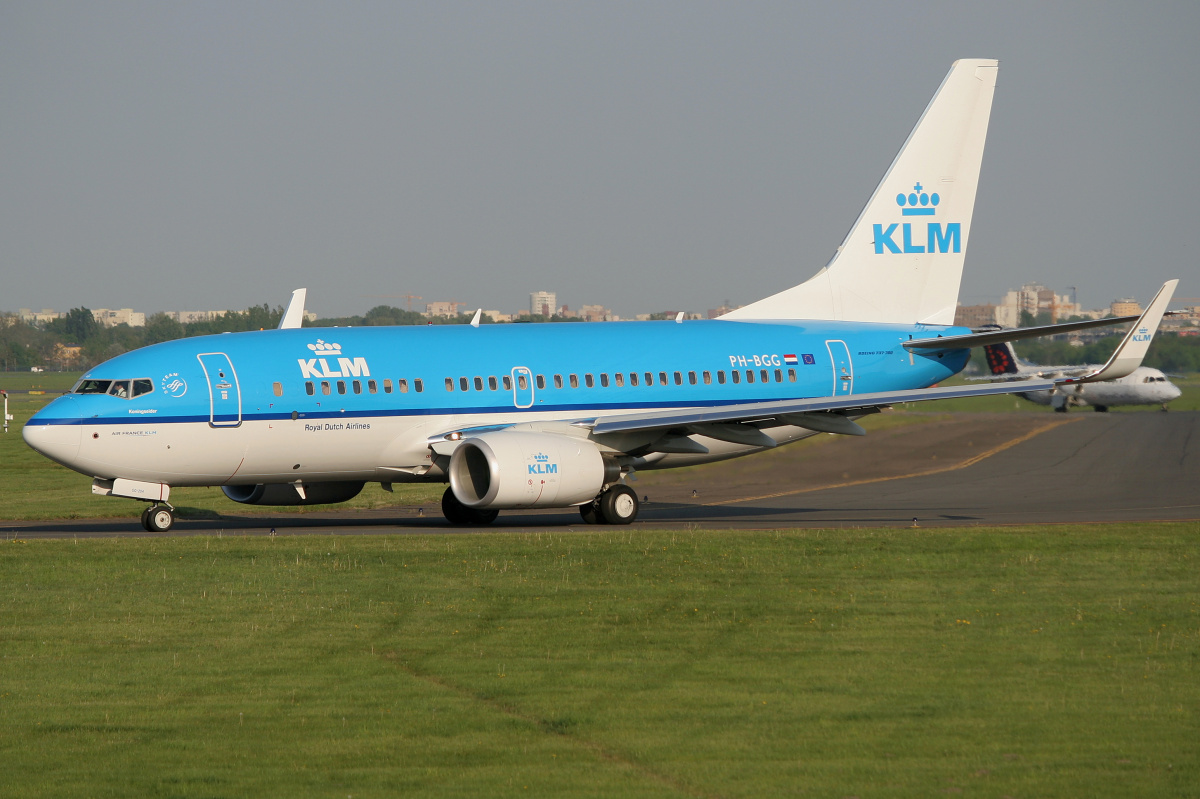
[74,379,112,395]
[72,378,153,399]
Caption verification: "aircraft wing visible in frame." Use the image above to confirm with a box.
[586,379,1057,436]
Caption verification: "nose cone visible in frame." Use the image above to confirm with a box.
[1167,382,1183,401]
[23,395,83,468]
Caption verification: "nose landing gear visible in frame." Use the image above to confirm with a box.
[140,503,175,533]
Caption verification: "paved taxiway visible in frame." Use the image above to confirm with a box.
[5,411,1197,539]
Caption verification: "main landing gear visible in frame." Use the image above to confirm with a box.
[579,484,639,525]
[140,503,175,533]
[440,487,499,526]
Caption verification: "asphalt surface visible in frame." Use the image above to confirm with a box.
[5,411,1197,539]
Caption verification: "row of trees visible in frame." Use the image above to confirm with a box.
[3,304,1199,373]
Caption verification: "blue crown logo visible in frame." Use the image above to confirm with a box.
[534,453,549,462]
[896,182,939,216]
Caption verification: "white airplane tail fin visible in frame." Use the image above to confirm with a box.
[724,59,998,325]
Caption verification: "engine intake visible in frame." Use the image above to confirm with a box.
[449,431,614,509]
[221,481,365,506]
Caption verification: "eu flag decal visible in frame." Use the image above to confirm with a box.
[801,354,816,365]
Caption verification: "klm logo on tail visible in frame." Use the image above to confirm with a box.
[873,182,961,255]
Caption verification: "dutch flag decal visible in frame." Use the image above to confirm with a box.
[783,354,799,365]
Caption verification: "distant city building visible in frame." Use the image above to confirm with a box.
[1110,299,1142,317]
[92,308,145,328]
[482,310,512,323]
[530,291,556,318]
[18,308,64,324]
[579,304,612,322]
[164,310,231,324]
[424,301,464,318]
[954,303,999,328]
[995,283,1081,327]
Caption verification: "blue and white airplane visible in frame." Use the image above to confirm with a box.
[22,59,1179,532]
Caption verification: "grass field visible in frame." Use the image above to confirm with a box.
[1,525,1196,797]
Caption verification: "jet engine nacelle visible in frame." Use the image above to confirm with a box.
[221,481,365,506]
[448,431,615,509]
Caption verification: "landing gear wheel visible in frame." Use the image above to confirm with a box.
[140,506,153,532]
[1054,405,1068,413]
[145,506,174,533]
[1093,405,1109,413]
[440,487,499,526]
[598,485,639,525]
[579,501,601,525]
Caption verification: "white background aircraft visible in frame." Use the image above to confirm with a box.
[981,340,1181,412]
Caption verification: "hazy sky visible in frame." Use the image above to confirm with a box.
[3,1,1198,319]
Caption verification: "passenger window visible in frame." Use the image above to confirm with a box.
[322,381,331,395]
[337,380,347,395]
[615,373,624,387]
[644,372,653,386]
[397,379,408,393]
[445,377,454,391]
[761,369,769,383]
[553,374,563,389]
[746,370,755,383]
[774,369,782,383]
[474,376,484,391]
[570,374,579,388]
[107,381,131,399]
[688,371,697,385]
[459,377,469,392]
[353,380,362,394]
[536,374,546,390]
[629,373,638,386]
[414,379,424,393]
[788,369,796,382]
[272,382,283,397]
[659,371,668,385]
[717,370,726,385]
[600,373,610,387]
[518,375,528,390]
[133,379,154,397]
[383,379,393,393]
[585,373,594,388]
[503,375,512,390]
[368,380,378,394]
[703,371,712,385]
[673,371,682,386]
[731,371,741,384]
[305,381,315,396]
[488,376,498,390]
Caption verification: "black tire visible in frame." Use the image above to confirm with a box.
[140,507,153,532]
[599,485,639,525]
[1054,405,1068,413]
[441,487,499,525]
[579,501,601,525]
[1093,405,1109,413]
[441,487,474,524]
[146,507,174,533]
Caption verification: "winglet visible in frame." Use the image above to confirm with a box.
[278,288,307,330]
[470,309,482,328]
[1062,279,1178,384]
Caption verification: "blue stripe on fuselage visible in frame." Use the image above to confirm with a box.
[28,320,970,426]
